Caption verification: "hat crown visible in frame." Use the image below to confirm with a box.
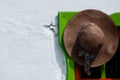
[78,23,105,52]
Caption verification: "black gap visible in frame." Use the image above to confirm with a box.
[80,65,101,78]
[106,31,120,78]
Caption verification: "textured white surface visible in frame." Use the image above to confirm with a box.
[0,0,120,80]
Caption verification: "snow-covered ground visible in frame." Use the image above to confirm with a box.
[0,0,119,80]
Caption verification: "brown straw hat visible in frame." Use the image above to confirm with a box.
[63,9,119,68]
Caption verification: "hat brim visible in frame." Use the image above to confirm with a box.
[63,9,119,67]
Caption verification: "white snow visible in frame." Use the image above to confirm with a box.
[0,0,119,80]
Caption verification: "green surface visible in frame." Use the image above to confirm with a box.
[58,12,77,80]
[58,12,120,80]
[101,64,106,78]
[110,12,120,27]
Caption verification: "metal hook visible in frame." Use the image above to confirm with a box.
[44,21,58,36]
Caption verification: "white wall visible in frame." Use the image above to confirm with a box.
[0,0,119,80]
